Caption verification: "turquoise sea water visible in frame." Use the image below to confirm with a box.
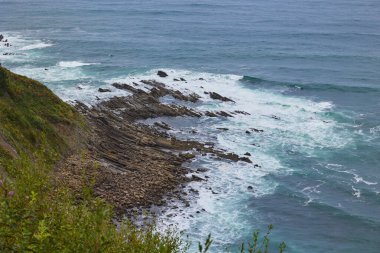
[1,0,380,252]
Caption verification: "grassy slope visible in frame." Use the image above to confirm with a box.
[0,66,85,172]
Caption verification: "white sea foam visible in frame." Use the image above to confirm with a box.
[19,42,53,51]
[57,61,97,68]
[301,181,326,206]
[369,125,380,135]
[56,84,130,106]
[0,33,53,65]
[325,165,378,186]
[11,61,97,85]
[13,65,87,83]
[353,174,377,186]
[352,186,361,198]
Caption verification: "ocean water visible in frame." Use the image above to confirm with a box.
[1,0,380,252]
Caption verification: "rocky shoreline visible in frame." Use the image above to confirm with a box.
[54,71,254,216]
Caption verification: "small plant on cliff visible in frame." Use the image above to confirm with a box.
[196,225,286,253]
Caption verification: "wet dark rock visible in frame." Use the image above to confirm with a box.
[205,111,218,117]
[209,92,235,103]
[246,130,251,134]
[179,153,196,160]
[180,78,186,81]
[234,110,251,115]
[244,152,251,156]
[0,34,3,41]
[154,121,171,130]
[190,188,199,194]
[98,88,111,93]
[192,175,206,181]
[173,78,180,81]
[247,186,253,190]
[217,111,233,117]
[196,168,208,173]
[271,115,281,120]
[254,164,261,168]
[217,127,229,131]
[157,70,168,77]
[218,152,240,162]
[239,157,252,163]
[199,78,204,80]
[112,83,140,93]
[251,128,264,133]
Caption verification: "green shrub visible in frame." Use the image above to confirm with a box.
[0,159,187,253]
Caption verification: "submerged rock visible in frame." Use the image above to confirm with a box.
[98,88,111,93]
[239,157,252,163]
[179,153,196,160]
[251,128,264,133]
[154,121,171,130]
[157,70,168,77]
[209,92,235,103]
[234,110,251,115]
[192,175,206,181]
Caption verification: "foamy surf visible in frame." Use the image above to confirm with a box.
[105,69,358,251]
[58,61,98,68]
[19,42,53,51]
[13,65,88,83]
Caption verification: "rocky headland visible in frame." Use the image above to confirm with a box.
[0,63,253,217]
[56,71,254,215]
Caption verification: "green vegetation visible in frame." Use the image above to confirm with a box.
[0,67,286,252]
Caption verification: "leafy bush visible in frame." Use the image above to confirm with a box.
[0,159,187,253]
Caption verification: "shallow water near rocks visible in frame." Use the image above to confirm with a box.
[1,0,380,252]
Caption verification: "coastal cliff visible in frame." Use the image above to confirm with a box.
[0,67,187,252]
